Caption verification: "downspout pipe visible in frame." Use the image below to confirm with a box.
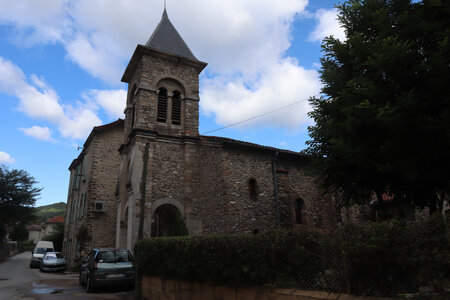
[272,150,281,229]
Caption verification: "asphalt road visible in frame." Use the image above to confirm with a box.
[0,252,134,299]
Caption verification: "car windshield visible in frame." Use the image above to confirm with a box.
[35,248,47,254]
[45,253,64,259]
[96,250,132,263]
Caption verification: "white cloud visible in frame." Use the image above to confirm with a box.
[19,126,55,142]
[0,0,69,45]
[62,0,309,82]
[0,0,324,131]
[0,151,15,163]
[65,34,124,84]
[0,0,310,79]
[309,8,346,42]
[82,89,126,119]
[59,107,102,139]
[201,57,320,129]
[174,0,309,75]
[0,56,102,140]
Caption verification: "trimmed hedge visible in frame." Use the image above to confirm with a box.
[135,230,343,290]
[341,215,450,295]
[135,215,449,296]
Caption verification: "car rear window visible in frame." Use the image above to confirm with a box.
[116,250,132,262]
[46,253,64,259]
[95,250,132,263]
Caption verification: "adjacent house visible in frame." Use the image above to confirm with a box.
[63,119,123,269]
[43,216,65,237]
[26,224,43,244]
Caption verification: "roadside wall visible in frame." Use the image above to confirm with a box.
[141,276,390,300]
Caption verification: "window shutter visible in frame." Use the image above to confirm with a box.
[172,91,181,125]
[157,88,167,122]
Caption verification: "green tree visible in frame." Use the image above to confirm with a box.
[10,222,28,242]
[306,0,450,212]
[0,165,42,239]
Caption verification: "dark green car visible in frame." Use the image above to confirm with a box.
[79,248,135,293]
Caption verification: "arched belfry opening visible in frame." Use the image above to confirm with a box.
[151,204,188,237]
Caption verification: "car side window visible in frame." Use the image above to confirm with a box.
[88,250,96,264]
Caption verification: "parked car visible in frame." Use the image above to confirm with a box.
[79,248,135,293]
[40,252,67,272]
[29,241,54,268]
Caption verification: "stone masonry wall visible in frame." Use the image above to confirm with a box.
[220,147,278,234]
[134,137,338,241]
[196,144,226,234]
[277,157,338,230]
[130,55,200,137]
[64,142,93,269]
[86,127,122,250]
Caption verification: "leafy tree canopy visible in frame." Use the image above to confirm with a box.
[0,165,42,227]
[10,222,28,242]
[306,0,450,212]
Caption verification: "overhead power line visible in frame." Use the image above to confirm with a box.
[201,98,309,135]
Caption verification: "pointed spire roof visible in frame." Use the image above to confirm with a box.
[145,8,197,60]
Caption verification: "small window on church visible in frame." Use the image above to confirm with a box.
[295,198,305,224]
[131,107,135,130]
[248,178,257,200]
[130,85,137,129]
[172,91,181,125]
[157,88,167,123]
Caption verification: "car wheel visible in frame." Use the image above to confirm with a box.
[86,275,94,293]
[39,267,44,272]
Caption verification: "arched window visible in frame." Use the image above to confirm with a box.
[295,198,305,224]
[248,178,257,200]
[157,88,168,122]
[172,90,181,125]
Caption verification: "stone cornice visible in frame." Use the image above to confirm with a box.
[122,45,207,83]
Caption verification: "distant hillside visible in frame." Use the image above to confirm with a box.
[34,202,66,223]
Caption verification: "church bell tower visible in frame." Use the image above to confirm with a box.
[121,8,207,141]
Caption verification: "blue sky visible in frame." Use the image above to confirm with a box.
[0,0,345,207]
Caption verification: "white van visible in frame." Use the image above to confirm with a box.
[29,241,54,268]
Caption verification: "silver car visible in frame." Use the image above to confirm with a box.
[40,252,67,272]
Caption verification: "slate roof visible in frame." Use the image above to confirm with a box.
[200,135,310,159]
[145,9,197,60]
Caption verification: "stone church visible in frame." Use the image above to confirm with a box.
[115,9,339,250]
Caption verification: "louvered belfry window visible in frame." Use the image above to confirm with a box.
[172,91,181,125]
[157,88,168,122]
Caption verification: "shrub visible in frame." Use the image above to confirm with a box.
[340,215,450,295]
[135,230,344,290]
[135,216,449,296]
